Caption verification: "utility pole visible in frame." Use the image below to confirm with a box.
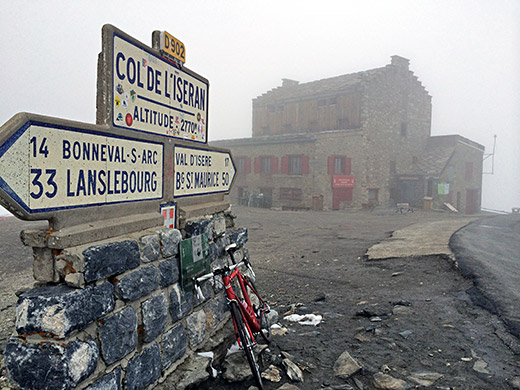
[483,134,497,175]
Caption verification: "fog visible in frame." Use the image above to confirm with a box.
[0,0,518,214]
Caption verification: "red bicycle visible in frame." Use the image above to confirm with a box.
[194,243,271,389]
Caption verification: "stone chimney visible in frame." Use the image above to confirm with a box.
[282,78,299,87]
[390,55,410,70]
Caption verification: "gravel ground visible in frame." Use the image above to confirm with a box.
[197,206,520,390]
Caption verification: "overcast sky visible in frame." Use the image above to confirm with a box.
[0,0,518,212]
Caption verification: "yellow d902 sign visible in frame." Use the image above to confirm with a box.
[160,31,186,64]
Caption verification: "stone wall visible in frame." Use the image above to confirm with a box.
[4,207,246,390]
[360,57,432,206]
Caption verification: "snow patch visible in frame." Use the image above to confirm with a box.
[283,313,323,326]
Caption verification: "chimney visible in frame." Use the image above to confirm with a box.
[282,78,299,87]
[390,55,410,70]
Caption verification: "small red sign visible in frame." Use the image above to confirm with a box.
[333,175,355,188]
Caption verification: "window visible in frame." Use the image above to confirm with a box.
[368,188,379,203]
[328,155,351,175]
[337,118,350,129]
[329,97,337,105]
[317,99,327,107]
[465,162,474,180]
[254,156,278,174]
[260,157,271,174]
[288,155,302,174]
[400,122,407,137]
[282,155,309,174]
[280,188,302,200]
[309,121,318,131]
[236,157,250,174]
[390,161,396,174]
[334,157,346,174]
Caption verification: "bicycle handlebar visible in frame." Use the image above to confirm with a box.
[193,255,255,300]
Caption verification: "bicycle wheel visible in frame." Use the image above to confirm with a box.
[230,301,264,390]
[244,276,272,344]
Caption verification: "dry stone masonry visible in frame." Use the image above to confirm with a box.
[4,209,245,390]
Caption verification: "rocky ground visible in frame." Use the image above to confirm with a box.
[1,208,519,390]
[196,206,520,390]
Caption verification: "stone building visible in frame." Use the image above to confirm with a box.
[212,55,484,213]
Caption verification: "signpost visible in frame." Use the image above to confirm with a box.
[0,114,163,215]
[174,145,236,197]
[0,24,234,233]
[159,31,186,65]
[106,26,209,143]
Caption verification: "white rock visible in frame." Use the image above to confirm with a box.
[373,372,408,389]
[283,358,304,382]
[408,371,443,387]
[333,350,362,379]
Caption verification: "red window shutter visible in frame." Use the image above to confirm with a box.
[345,157,351,175]
[245,157,251,174]
[281,156,289,174]
[271,156,278,174]
[328,156,335,174]
[254,157,261,173]
[302,155,310,174]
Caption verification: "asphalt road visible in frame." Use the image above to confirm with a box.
[450,214,520,338]
[0,215,47,275]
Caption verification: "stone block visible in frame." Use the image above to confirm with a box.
[228,228,248,249]
[16,283,114,338]
[124,343,161,390]
[205,293,227,330]
[158,228,182,257]
[214,235,230,258]
[212,216,227,238]
[114,266,159,301]
[32,247,57,282]
[5,337,98,390]
[85,367,121,390]
[193,280,213,306]
[99,306,138,365]
[142,293,168,343]
[185,219,212,238]
[158,258,180,287]
[83,240,140,283]
[169,284,193,323]
[140,234,160,263]
[161,323,187,370]
[208,242,218,263]
[211,258,227,293]
[186,309,206,348]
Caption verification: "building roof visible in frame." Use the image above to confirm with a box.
[414,135,485,177]
[253,55,427,105]
[253,69,381,105]
[210,133,316,148]
[415,144,456,177]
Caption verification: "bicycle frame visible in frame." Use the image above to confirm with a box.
[223,266,261,336]
[193,244,271,389]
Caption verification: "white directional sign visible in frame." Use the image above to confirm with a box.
[111,33,208,143]
[174,146,235,197]
[0,120,163,214]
